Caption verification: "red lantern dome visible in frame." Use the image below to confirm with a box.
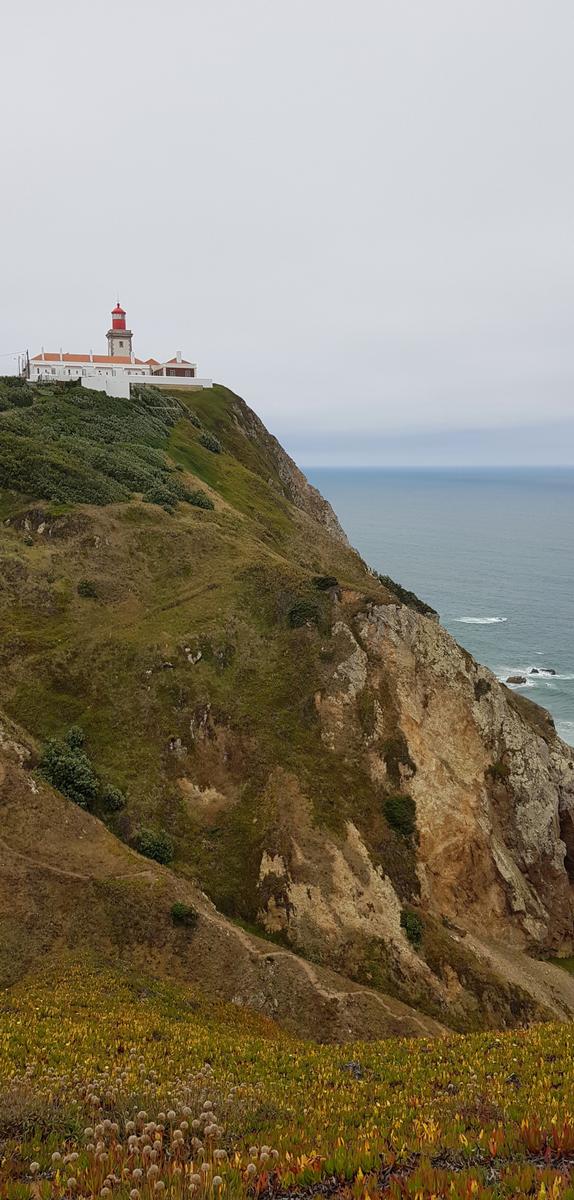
[111,302,126,331]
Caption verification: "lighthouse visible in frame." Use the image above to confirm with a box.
[106,302,133,358]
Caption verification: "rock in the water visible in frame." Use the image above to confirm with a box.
[507,675,527,685]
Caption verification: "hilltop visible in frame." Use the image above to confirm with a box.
[1,376,574,1039]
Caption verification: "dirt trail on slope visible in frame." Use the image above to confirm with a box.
[465,932,574,1019]
[201,905,444,1037]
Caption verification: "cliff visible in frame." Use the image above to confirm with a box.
[1,375,574,1037]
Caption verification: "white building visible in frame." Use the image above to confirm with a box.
[27,303,212,397]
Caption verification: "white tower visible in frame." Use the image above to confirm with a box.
[106,302,133,357]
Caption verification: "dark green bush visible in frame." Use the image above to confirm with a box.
[170,902,199,928]
[40,726,128,817]
[65,726,86,750]
[486,759,510,782]
[40,739,99,809]
[102,785,126,812]
[400,907,423,946]
[313,575,338,591]
[188,412,202,429]
[0,383,189,507]
[383,793,417,838]
[134,828,174,865]
[186,489,214,511]
[0,385,35,409]
[143,483,180,508]
[77,579,98,599]
[378,573,437,618]
[287,599,320,628]
[199,431,221,454]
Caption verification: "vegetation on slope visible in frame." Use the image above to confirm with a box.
[0,377,549,1033]
[0,378,212,510]
[2,960,574,1199]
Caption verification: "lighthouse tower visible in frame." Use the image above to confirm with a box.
[106,302,133,358]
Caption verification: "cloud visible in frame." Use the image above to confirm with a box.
[2,0,573,464]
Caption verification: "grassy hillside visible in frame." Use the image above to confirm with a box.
[2,959,574,1199]
[0,376,568,1037]
[0,379,397,922]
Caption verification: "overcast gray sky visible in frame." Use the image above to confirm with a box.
[2,0,574,465]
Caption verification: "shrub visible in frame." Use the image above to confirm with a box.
[188,411,202,429]
[0,385,35,409]
[186,489,214,510]
[288,599,319,628]
[378,573,437,618]
[77,579,97,598]
[313,575,338,591]
[486,759,510,782]
[143,483,179,508]
[65,726,85,749]
[401,907,423,946]
[134,828,174,865]
[102,785,126,812]
[170,902,199,928]
[383,793,417,838]
[199,431,222,454]
[0,382,193,508]
[40,739,99,809]
[474,678,491,701]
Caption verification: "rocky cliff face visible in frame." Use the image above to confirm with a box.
[255,596,574,1027]
[2,377,574,1036]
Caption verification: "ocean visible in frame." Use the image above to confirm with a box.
[307,467,574,747]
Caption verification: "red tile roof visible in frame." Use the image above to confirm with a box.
[32,352,147,365]
[165,356,193,365]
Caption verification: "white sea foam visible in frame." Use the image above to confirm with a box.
[498,667,574,682]
[557,720,574,748]
[453,616,508,625]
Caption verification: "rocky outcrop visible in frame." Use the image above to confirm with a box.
[0,719,443,1042]
[356,603,574,949]
[255,600,574,1027]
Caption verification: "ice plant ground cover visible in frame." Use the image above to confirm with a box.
[1,961,574,1198]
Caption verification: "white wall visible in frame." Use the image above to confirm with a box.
[81,374,130,398]
[29,364,212,397]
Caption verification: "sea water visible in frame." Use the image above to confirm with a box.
[307,467,574,747]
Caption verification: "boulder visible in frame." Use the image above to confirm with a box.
[507,675,527,685]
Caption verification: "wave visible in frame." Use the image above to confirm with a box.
[453,616,508,625]
[557,720,574,748]
[497,667,574,683]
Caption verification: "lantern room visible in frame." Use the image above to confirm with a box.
[111,303,126,331]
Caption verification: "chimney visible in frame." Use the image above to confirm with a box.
[59,347,63,361]
[176,350,182,363]
[41,345,45,357]
[90,348,93,362]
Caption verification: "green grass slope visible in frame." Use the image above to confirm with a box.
[0,377,561,1036]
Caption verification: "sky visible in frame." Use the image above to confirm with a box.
[2,0,574,466]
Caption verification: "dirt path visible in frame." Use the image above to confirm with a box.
[0,835,157,885]
[202,904,444,1036]
[465,932,574,1019]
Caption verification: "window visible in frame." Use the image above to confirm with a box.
[119,340,124,348]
